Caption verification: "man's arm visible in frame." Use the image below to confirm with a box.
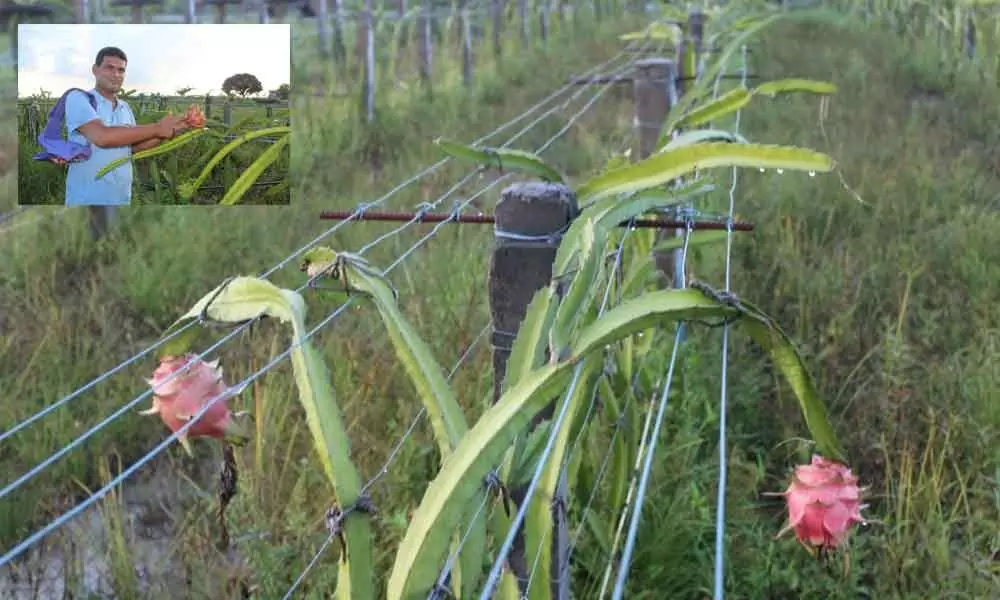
[66,92,186,149]
[125,102,164,153]
[77,119,169,149]
[131,136,165,153]
[64,91,165,148]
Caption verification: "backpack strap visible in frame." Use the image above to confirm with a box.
[32,88,100,162]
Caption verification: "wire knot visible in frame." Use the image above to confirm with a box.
[325,494,376,562]
[354,201,377,217]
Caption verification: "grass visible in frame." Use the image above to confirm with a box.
[2,5,999,599]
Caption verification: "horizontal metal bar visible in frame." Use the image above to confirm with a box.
[318,209,754,232]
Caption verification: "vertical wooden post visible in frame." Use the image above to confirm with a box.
[361,0,376,122]
[316,0,330,57]
[258,0,269,24]
[631,58,671,160]
[689,8,705,79]
[393,0,408,80]
[417,0,433,97]
[489,181,577,597]
[130,0,142,24]
[491,0,503,65]
[223,100,232,126]
[185,0,196,23]
[460,0,473,86]
[204,94,213,120]
[217,0,227,24]
[355,2,368,75]
[539,0,549,43]
[964,11,976,60]
[332,0,346,67]
[634,57,678,285]
[9,15,28,74]
[518,0,529,42]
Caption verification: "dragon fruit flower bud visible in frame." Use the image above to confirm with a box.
[774,455,868,549]
[140,354,249,455]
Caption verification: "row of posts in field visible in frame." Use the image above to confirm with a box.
[326,0,637,122]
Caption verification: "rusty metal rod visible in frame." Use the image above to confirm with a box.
[569,73,758,85]
[318,210,755,231]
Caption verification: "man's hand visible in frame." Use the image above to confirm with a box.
[156,113,192,139]
[48,156,85,167]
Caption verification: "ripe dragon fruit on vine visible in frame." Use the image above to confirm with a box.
[771,455,868,551]
[140,354,249,455]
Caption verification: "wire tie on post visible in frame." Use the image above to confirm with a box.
[483,468,512,517]
[325,494,376,563]
[491,328,517,354]
[414,202,436,220]
[354,201,377,218]
[447,199,466,221]
[494,222,570,246]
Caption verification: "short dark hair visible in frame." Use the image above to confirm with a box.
[95,47,127,67]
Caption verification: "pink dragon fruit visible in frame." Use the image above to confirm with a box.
[774,455,867,549]
[140,354,248,454]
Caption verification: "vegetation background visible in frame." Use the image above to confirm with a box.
[0,0,998,598]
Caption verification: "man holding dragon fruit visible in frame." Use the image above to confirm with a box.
[45,46,206,205]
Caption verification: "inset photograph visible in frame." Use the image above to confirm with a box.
[17,23,290,206]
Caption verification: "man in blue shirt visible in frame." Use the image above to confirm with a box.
[52,47,192,206]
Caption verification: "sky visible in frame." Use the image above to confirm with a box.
[17,24,291,98]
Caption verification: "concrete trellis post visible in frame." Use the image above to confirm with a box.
[316,0,330,57]
[361,0,376,122]
[491,0,503,64]
[964,11,976,59]
[518,0,529,42]
[631,58,678,285]
[460,1,473,86]
[417,1,433,97]
[489,181,577,598]
[539,0,549,43]
[332,0,346,67]
[631,58,672,160]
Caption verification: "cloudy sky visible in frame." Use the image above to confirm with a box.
[17,24,291,98]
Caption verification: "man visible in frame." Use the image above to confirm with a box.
[52,46,192,206]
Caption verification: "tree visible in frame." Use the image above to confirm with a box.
[176,86,194,97]
[221,73,263,98]
[269,83,290,101]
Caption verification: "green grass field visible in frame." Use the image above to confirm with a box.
[1,4,998,598]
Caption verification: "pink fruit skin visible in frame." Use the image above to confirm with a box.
[777,455,867,549]
[141,354,237,451]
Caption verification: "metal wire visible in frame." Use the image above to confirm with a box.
[281,324,490,599]
[522,214,638,593]
[712,44,749,600]
[0,40,636,459]
[0,38,647,572]
[609,223,693,600]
